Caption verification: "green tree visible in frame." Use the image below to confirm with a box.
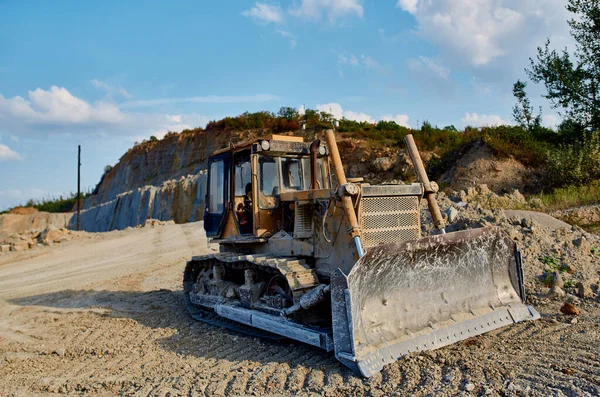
[527,0,600,131]
[277,107,298,120]
[512,80,542,131]
[443,125,458,132]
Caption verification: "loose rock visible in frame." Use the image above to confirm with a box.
[548,286,566,299]
[446,207,459,223]
[560,302,581,316]
[548,271,563,288]
[54,348,66,358]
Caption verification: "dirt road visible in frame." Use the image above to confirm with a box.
[0,222,599,396]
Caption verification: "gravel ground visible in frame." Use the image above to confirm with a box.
[0,216,599,396]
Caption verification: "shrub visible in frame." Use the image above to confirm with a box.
[546,131,600,186]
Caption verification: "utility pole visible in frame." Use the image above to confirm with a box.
[77,145,81,231]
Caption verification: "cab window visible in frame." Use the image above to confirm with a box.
[258,156,279,209]
[316,158,330,189]
[235,157,252,196]
[208,160,225,214]
[281,157,310,191]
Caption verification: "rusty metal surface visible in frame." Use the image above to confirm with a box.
[330,226,539,376]
[361,184,424,197]
[279,188,333,202]
[348,227,522,349]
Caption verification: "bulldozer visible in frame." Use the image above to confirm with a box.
[183,130,539,377]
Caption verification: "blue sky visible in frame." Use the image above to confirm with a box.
[0,0,573,210]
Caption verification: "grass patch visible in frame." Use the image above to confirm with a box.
[534,181,600,211]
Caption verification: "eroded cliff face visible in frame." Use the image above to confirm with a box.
[79,128,257,232]
[92,130,208,205]
[74,172,206,232]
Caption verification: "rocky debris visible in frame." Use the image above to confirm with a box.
[40,226,68,245]
[547,271,563,288]
[463,382,475,392]
[446,207,459,223]
[429,186,600,306]
[439,140,535,193]
[560,302,581,316]
[0,212,72,235]
[143,219,176,228]
[548,286,566,299]
[506,382,521,392]
[0,225,89,254]
[53,348,66,358]
[573,236,591,251]
[10,241,29,252]
[372,157,394,172]
[575,279,600,299]
[552,204,600,232]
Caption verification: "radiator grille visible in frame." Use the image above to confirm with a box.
[294,204,313,238]
[360,196,420,248]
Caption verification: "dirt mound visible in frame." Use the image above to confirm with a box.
[552,205,600,234]
[336,138,412,183]
[440,141,537,193]
[429,189,600,303]
[8,206,38,215]
[0,212,73,235]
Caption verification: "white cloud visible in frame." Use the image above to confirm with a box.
[396,0,418,14]
[338,53,388,75]
[407,56,450,79]
[396,0,571,67]
[338,54,358,66]
[382,114,410,128]
[297,104,306,116]
[242,2,284,24]
[342,110,374,123]
[361,55,387,74]
[290,0,363,22]
[543,114,560,129]
[316,102,410,126]
[0,143,23,161]
[0,86,274,141]
[0,86,123,125]
[461,112,509,127]
[121,94,279,108]
[275,29,297,48]
[90,79,132,99]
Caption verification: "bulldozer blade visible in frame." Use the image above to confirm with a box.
[331,227,540,377]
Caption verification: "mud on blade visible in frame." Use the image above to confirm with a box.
[331,227,540,377]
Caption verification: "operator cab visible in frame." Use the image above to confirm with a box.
[204,135,331,241]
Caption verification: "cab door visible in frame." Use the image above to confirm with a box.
[204,152,231,237]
